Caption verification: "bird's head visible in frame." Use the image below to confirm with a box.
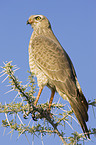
[27,15,51,30]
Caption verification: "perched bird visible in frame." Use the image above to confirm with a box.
[27,15,90,138]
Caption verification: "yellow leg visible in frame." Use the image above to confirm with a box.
[34,87,43,106]
[49,89,55,110]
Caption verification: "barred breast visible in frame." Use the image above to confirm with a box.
[28,35,49,88]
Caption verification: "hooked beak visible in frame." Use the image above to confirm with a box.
[26,19,33,25]
[26,20,30,24]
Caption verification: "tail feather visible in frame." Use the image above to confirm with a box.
[76,78,88,112]
[53,78,90,138]
[68,93,90,138]
[78,89,88,113]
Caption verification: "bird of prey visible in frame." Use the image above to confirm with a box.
[27,15,90,138]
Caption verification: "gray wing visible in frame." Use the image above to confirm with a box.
[31,35,89,137]
[32,35,77,96]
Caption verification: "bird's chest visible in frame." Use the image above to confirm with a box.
[28,39,48,88]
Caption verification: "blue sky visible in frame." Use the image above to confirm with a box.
[0,0,96,145]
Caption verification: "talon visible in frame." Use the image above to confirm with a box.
[45,109,53,118]
[46,108,51,113]
[32,114,37,121]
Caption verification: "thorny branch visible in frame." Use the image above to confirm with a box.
[0,62,68,144]
[0,61,96,144]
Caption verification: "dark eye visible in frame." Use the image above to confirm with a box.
[35,16,41,20]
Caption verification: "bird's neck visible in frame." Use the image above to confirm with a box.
[31,27,57,41]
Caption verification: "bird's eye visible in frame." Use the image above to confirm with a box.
[35,16,41,20]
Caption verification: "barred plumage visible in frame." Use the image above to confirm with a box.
[27,15,90,138]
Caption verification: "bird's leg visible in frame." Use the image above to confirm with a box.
[45,89,55,118]
[48,89,55,111]
[32,87,43,120]
[34,87,43,106]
